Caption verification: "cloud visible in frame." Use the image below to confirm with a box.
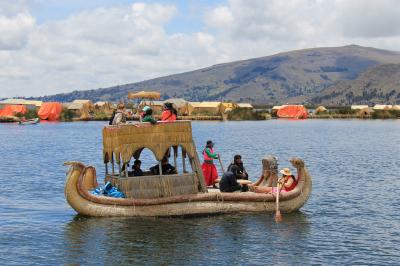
[1,0,400,98]
[0,5,35,50]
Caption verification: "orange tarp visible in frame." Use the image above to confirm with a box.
[0,105,27,117]
[38,102,62,121]
[277,105,308,119]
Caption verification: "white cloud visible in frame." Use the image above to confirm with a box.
[1,0,400,98]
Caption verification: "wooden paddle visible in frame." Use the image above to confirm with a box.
[218,154,225,173]
[275,179,283,223]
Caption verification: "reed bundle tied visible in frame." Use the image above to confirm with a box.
[103,121,195,164]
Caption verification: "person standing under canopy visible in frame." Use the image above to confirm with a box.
[201,140,219,187]
[161,102,177,121]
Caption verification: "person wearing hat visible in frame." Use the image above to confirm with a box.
[161,102,177,122]
[227,154,248,180]
[201,140,219,187]
[111,103,127,125]
[141,106,157,124]
[250,167,297,193]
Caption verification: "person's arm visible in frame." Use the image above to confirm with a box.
[205,148,218,159]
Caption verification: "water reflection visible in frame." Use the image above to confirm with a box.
[64,212,310,264]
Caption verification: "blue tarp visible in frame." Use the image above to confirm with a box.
[91,182,125,198]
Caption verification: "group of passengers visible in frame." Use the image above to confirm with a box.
[111,102,177,125]
[125,156,177,177]
[201,140,297,195]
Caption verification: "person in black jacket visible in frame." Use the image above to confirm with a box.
[219,165,248,192]
[227,154,248,180]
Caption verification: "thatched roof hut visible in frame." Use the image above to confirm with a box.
[315,106,327,114]
[373,104,392,110]
[188,102,222,116]
[351,105,369,110]
[164,98,190,115]
[237,103,254,109]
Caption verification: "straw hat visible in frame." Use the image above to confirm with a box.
[279,168,292,176]
[117,103,125,110]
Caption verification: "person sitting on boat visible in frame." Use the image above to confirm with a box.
[250,168,297,194]
[201,140,219,187]
[219,165,248,192]
[111,103,127,125]
[227,154,248,180]
[161,102,177,122]
[131,159,143,176]
[150,157,177,175]
[141,106,157,124]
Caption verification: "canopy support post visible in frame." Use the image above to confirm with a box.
[105,163,108,175]
[111,155,115,175]
[173,146,178,170]
[182,148,187,173]
[158,161,163,176]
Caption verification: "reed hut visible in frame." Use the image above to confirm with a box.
[188,102,222,116]
[315,106,327,114]
[357,107,374,118]
[351,105,369,110]
[237,103,254,109]
[164,98,190,115]
[373,104,392,110]
[94,101,114,116]
[67,100,94,119]
[271,105,286,116]
[220,102,238,114]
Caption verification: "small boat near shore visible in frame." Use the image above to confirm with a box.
[19,118,40,125]
[64,121,312,217]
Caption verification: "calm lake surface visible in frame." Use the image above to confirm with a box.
[0,120,399,265]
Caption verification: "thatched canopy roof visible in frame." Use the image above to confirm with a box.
[128,91,161,100]
[103,121,195,164]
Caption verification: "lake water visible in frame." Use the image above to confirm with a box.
[0,120,399,265]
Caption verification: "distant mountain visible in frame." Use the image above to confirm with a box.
[310,64,400,105]
[36,45,400,105]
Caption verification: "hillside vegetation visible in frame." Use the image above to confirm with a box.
[36,45,400,105]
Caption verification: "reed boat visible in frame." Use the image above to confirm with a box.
[19,118,39,125]
[64,121,312,217]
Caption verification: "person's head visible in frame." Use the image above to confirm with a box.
[206,140,214,148]
[117,103,125,110]
[161,156,169,165]
[134,159,141,168]
[234,154,242,164]
[143,106,153,115]
[279,168,292,177]
[164,102,177,115]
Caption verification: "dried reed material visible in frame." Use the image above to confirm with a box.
[103,121,195,163]
[64,157,312,217]
[128,91,161,99]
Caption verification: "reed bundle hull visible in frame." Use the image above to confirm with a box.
[64,158,312,217]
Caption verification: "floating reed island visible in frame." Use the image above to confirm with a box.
[64,121,312,217]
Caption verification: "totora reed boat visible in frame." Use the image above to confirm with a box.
[64,121,312,217]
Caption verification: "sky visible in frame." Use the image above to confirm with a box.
[1,0,400,98]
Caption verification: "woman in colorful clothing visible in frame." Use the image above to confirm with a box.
[161,102,177,121]
[201,140,219,187]
[249,167,297,193]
